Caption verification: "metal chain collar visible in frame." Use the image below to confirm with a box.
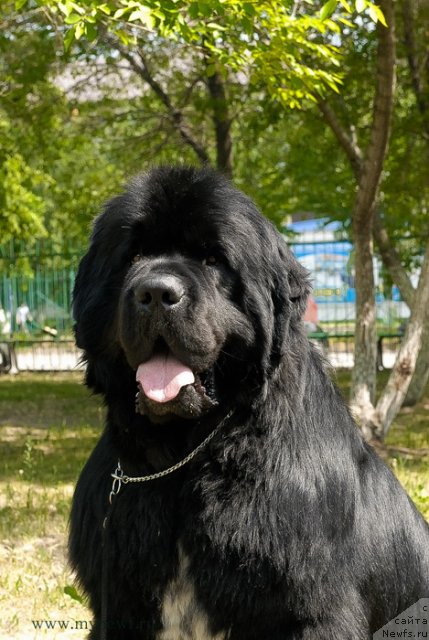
[108,415,230,504]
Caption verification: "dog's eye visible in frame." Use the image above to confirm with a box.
[203,255,218,266]
[132,254,142,264]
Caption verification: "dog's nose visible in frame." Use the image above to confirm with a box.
[134,275,185,311]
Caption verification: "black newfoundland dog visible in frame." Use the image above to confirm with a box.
[70,166,429,640]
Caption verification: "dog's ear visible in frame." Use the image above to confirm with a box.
[73,198,131,395]
[287,256,311,320]
[73,238,128,395]
[278,239,311,321]
[269,238,311,369]
[73,195,129,352]
[73,244,99,351]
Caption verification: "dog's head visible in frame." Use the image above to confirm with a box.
[73,166,310,425]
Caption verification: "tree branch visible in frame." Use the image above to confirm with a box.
[206,68,233,178]
[402,0,427,120]
[103,34,210,166]
[373,213,415,307]
[373,237,429,438]
[316,97,363,178]
[353,0,396,226]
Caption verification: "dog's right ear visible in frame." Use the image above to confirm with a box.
[73,234,130,396]
[73,196,133,395]
[73,244,98,352]
[72,243,107,394]
[73,194,130,352]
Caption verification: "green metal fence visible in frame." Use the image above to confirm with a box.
[0,241,81,337]
[0,231,414,371]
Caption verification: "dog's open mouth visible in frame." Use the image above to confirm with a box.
[135,350,217,422]
[136,352,195,403]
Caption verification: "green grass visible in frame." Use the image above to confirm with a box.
[0,373,102,638]
[0,371,428,638]
[333,368,429,517]
[382,399,429,518]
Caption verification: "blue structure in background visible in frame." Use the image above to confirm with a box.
[285,219,356,305]
[283,218,405,327]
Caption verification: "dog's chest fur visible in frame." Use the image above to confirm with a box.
[157,550,225,640]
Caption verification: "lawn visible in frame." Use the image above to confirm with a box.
[0,373,102,640]
[0,371,428,639]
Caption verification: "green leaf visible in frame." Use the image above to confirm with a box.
[64,13,82,24]
[355,0,366,13]
[115,28,130,45]
[98,4,112,16]
[188,2,200,19]
[368,4,387,26]
[57,2,72,17]
[198,2,214,18]
[68,1,85,15]
[63,26,76,51]
[206,22,227,31]
[205,63,217,77]
[64,585,84,604]
[320,0,337,21]
[14,0,28,9]
[85,22,98,41]
[113,7,129,19]
[57,0,85,17]
[243,3,257,16]
[338,16,355,27]
[75,22,84,40]
[128,8,154,28]
[338,0,352,11]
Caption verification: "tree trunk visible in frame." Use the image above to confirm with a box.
[351,218,378,424]
[402,0,428,122]
[370,240,429,438]
[317,1,429,435]
[206,69,233,178]
[373,211,429,407]
[399,0,429,404]
[404,318,429,405]
[350,0,396,427]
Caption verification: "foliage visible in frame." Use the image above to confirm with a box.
[3,0,421,270]
[21,0,384,107]
[242,10,429,264]
[0,2,125,248]
[0,0,388,250]
[0,141,48,242]
[0,8,57,243]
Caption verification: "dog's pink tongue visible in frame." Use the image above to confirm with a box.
[136,354,195,403]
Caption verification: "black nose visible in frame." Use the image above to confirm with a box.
[134,275,185,311]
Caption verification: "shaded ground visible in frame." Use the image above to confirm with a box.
[0,373,101,639]
[0,371,428,638]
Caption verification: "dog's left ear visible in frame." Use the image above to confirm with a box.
[278,240,311,321]
[287,259,311,320]
[269,238,311,369]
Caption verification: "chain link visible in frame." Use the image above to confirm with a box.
[109,414,230,502]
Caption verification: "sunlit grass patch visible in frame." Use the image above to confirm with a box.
[0,370,428,638]
[0,373,100,638]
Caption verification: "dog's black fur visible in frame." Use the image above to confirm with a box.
[70,166,429,640]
